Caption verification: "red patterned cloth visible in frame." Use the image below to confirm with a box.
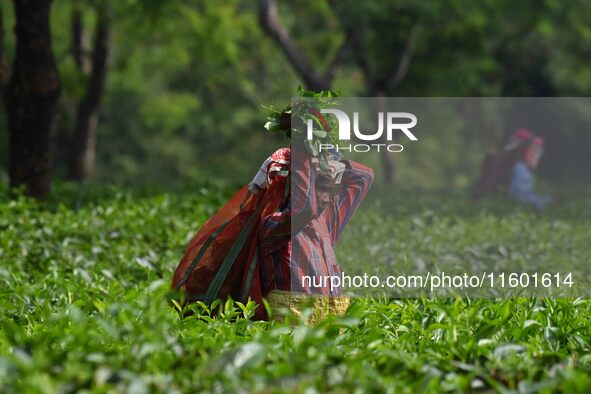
[249,148,291,191]
[259,143,374,295]
[172,144,373,320]
[172,148,290,320]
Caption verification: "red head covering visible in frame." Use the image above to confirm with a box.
[513,128,534,140]
[267,148,291,180]
[249,148,290,191]
[504,128,534,151]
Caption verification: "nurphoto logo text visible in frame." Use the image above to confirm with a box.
[307,109,418,152]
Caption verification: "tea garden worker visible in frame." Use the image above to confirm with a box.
[472,128,535,202]
[508,137,552,210]
[172,98,374,322]
[249,135,374,323]
[172,146,297,321]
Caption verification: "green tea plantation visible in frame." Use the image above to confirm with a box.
[1,185,591,393]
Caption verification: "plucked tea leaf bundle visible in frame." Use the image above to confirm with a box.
[263,87,341,167]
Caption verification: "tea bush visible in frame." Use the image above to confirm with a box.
[1,185,590,393]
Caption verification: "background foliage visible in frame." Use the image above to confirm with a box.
[1,0,590,188]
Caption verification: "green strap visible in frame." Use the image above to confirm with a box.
[240,178,289,303]
[175,220,231,289]
[204,203,264,305]
[241,250,258,302]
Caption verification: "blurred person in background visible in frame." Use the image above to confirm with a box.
[472,128,534,201]
[508,136,552,210]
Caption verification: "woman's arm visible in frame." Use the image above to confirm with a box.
[322,160,374,245]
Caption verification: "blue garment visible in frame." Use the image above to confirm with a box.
[508,162,551,210]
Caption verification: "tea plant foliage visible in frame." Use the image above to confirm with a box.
[1,185,591,393]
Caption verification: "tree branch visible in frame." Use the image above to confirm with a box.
[351,30,376,91]
[85,5,110,106]
[322,31,352,83]
[384,25,420,91]
[68,4,111,180]
[71,7,86,73]
[259,0,332,90]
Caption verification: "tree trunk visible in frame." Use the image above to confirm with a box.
[0,4,10,97]
[7,0,61,200]
[70,8,87,73]
[67,6,110,181]
[374,90,396,185]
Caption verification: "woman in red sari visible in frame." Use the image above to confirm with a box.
[173,129,373,322]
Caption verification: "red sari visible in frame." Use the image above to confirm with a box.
[172,149,290,320]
